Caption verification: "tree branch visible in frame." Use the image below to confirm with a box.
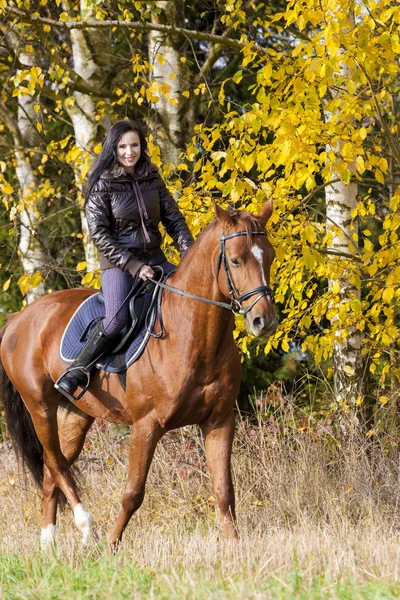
[5,6,267,54]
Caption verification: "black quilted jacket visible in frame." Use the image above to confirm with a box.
[85,164,194,274]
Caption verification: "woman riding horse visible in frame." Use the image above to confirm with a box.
[55,120,194,401]
[0,128,277,547]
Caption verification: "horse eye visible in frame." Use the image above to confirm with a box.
[230,258,240,266]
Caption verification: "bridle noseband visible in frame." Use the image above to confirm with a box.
[216,230,274,316]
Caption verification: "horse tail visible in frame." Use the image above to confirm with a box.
[0,316,44,489]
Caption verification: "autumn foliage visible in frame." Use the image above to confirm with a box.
[0,0,399,416]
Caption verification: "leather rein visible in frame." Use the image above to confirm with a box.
[148,229,273,322]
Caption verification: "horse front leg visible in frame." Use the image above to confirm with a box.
[106,413,163,549]
[201,409,238,539]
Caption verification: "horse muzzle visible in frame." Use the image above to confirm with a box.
[245,311,278,338]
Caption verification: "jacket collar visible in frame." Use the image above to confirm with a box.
[100,163,158,181]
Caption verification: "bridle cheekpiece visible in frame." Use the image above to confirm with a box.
[216,230,274,316]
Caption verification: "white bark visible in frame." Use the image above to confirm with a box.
[0,32,46,303]
[64,0,112,271]
[326,179,362,404]
[148,0,189,164]
[325,60,363,424]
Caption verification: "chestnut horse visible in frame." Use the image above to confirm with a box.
[0,203,277,548]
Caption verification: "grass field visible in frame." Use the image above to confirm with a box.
[1,401,400,599]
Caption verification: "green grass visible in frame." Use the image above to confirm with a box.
[1,550,400,600]
[3,420,400,599]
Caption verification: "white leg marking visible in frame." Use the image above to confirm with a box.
[251,245,267,285]
[74,503,94,545]
[40,524,56,549]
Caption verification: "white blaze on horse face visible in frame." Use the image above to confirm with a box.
[251,245,267,286]
[74,503,94,545]
[40,523,56,549]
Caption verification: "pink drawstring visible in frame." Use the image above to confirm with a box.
[133,181,151,246]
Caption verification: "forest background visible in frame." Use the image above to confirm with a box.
[0,0,399,437]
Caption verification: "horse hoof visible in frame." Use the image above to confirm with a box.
[81,528,99,547]
[40,524,56,551]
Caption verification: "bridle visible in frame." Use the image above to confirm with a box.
[148,229,273,322]
[216,230,274,316]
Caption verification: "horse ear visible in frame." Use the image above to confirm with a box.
[258,198,273,228]
[214,202,234,228]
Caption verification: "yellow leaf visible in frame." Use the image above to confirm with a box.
[17,274,29,296]
[331,281,340,294]
[0,161,6,173]
[76,261,88,271]
[68,146,81,162]
[30,272,42,288]
[379,396,388,405]
[37,123,42,133]
[59,135,72,149]
[81,158,90,181]
[382,287,394,303]
[305,225,316,244]
[375,169,384,184]
[351,299,361,313]
[356,156,365,174]
[359,127,367,140]
[3,278,11,291]
[2,182,13,194]
[379,157,388,173]
[242,154,255,172]
[81,272,94,285]
[343,365,355,376]
[157,55,166,65]
[43,24,51,32]
[169,97,178,105]
[182,91,190,98]
[347,79,357,94]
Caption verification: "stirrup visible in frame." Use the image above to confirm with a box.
[54,367,91,403]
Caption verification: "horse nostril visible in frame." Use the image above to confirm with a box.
[253,316,264,331]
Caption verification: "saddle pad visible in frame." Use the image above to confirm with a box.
[59,293,156,373]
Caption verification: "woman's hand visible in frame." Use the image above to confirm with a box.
[138,265,155,280]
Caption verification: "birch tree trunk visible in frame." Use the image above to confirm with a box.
[0,32,46,303]
[148,0,191,165]
[63,0,112,271]
[325,61,363,432]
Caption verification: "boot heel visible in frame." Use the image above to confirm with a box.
[55,370,91,403]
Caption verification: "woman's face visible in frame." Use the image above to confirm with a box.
[116,130,141,172]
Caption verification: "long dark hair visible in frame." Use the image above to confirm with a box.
[85,120,153,199]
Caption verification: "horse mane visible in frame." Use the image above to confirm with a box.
[174,208,265,275]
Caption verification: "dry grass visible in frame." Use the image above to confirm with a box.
[1,398,400,597]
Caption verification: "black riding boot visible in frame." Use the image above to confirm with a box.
[55,320,113,402]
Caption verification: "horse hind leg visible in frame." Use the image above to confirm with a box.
[5,372,94,546]
[41,401,94,548]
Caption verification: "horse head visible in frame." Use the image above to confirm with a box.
[214,200,278,338]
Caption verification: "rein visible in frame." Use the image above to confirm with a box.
[148,229,273,324]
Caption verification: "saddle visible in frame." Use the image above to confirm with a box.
[59,267,170,389]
